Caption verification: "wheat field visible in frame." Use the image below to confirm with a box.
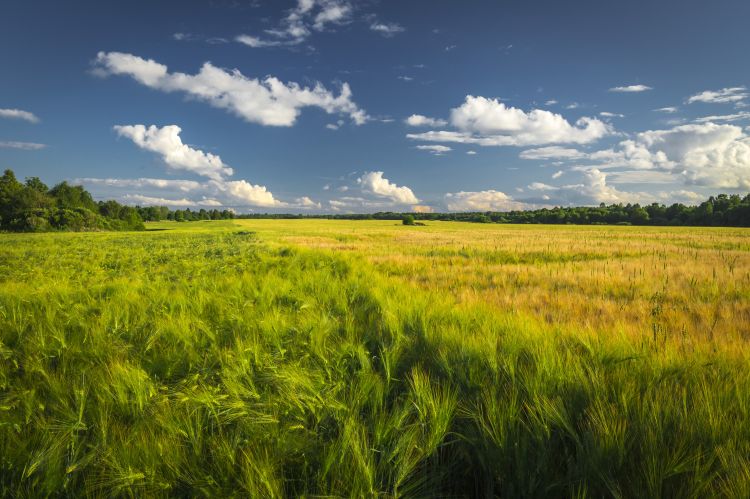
[1,220,749,497]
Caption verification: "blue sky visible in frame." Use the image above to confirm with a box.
[2,0,750,212]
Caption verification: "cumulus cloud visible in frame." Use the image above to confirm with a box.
[416,144,451,155]
[293,196,322,209]
[0,141,46,150]
[412,204,433,213]
[525,169,703,206]
[599,112,624,118]
[370,22,405,37]
[635,123,750,189]
[444,190,524,211]
[609,84,652,93]
[94,51,368,126]
[408,96,611,147]
[114,125,233,181]
[0,108,39,123]
[405,114,447,127]
[527,169,648,204]
[524,122,750,190]
[358,171,419,204]
[654,106,679,113]
[236,0,352,48]
[101,124,285,208]
[687,87,748,104]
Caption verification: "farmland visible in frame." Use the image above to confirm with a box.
[1,220,749,497]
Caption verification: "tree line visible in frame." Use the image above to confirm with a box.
[0,169,237,232]
[2,168,749,230]
[238,194,750,227]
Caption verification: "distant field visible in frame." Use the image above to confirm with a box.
[1,220,749,497]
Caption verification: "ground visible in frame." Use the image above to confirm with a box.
[1,220,749,497]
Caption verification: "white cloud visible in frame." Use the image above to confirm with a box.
[520,146,587,160]
[599,112,624,118]
[293,196,322,209]
[444,190,524,211]
[0,108,39,123]
[0,141,46,150]
[416,144,451,155]
[530,169,642,204]
[358,171,419,204]
[524,169,704,206]
[412,205,433,213]
[405,114,448,127]
[114,125,233,181]
[636,123,750,188]
[408,95,610,147]
[104,124,284,208]
[235,34,294,48]
[77,177,202,192]
[654,106,679,113]
[397,75,413,82]
[466,150,477,155]
[312,1,352,30]
[609,84,652,93]
[212,179,280,207]
[121,194,223,207]
[370,22,405,37]
[687,87,748,104]
[94,51,368,126]
[552,170,564,179]
[236,0,352,48]
[527,182,557,191]
[540,122,750,190]
[694,112,750,123]
[545,100,558,106]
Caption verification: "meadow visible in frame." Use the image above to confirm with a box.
[1,220,749,497]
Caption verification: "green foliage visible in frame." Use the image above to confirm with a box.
[0,226,748,497]
[402,214,415,225]
[236,194,750,227]
[0,169,144,232]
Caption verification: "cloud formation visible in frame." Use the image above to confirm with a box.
[416,144,451,155]
[370,22,405,37]
[114,125,233,181]
[405,114,447,127]
[687,87,748,104]
[408,96,611,148]
[444,190,524,211]
[358,171,419,204]
[108,124,283,208]
[0,108,39,123]
[521,122,750,190]
[94,51,368,126]
[609,84,652,93]
[235,0,353,48]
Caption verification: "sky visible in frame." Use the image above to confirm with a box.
[1,0,750,213]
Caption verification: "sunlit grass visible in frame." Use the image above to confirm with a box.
[1,220,749,496]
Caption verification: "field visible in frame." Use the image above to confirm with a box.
[1,220,749,497]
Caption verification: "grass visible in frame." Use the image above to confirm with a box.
[1,220,749,497]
